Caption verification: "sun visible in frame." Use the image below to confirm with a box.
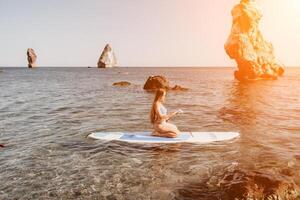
[291,0,300,8]
[289,0,300,19]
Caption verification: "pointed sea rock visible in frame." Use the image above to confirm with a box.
[27,48,37,68]
[97,44,117,68]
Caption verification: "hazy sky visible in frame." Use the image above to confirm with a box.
[0,0,299,67]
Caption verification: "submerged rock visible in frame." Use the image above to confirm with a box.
[27,48,37,68]
[97,44,117,68]
[143,75,188,91]
[218,169,299,199]
[113,81,131,87]
[225,0,284,82]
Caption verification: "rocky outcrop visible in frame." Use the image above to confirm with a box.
[113,81,131,87]
[143,75,188,91]
[27,48,37,68]
[97,44,117,68]
[225,0,284,82]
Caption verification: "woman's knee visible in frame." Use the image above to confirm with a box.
[154,123,180,136]
[167,123,180,133]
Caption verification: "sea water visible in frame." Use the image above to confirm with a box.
[0,67,299,199]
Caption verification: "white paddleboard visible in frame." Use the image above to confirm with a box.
[88,132,239,144]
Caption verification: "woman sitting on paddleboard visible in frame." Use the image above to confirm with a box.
[150,88,183,138]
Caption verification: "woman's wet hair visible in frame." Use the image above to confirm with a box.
[150,88,166,124]
[154,88,166,102]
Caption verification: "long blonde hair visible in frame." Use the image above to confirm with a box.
[150,89,166,124]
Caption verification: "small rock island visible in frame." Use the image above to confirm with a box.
[113,81,131,87]
[143,75,188,91]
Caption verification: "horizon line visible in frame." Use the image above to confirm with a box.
[0,65,236,68]
[1,66,300,68]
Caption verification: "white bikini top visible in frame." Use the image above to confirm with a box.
[159,104,167,115]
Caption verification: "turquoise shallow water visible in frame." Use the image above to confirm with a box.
[0,67,300,199]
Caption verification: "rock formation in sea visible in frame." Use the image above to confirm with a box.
[97,44,117,68]
[225,0,285,81]
[144,75,170,90]
[113,81,131,87]
[27,48,37,68]
[171,85,189,92]
[143,75,188,91]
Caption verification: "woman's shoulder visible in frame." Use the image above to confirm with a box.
[155,102,165,111]
[155,102,164,108]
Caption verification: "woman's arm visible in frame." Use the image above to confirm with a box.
[164,110,183,120]
[156,103,179,120]
[165,111,178,120]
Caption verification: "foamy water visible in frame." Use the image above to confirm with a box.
[0,67,299,199]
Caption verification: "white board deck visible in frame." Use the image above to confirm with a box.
[88,132,239,144]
